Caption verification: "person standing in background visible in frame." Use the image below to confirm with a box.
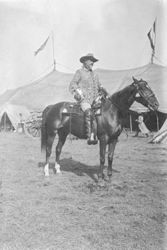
[134,114,150,137]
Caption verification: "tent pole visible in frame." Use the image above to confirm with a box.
[4,112,6,131]
[156,112,159,131]
[51,30,56,71]
[129,113,132,132]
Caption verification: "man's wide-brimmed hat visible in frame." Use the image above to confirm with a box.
[80,53,98,63]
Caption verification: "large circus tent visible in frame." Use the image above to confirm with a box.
[0,63,166,132]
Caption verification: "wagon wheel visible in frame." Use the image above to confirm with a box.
[27,126,41,137]
[25,123,41,138]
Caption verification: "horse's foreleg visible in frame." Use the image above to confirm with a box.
[55,130,68,174]
[99,136,107,180]
[108,139,117,179]
[44,134,55,177]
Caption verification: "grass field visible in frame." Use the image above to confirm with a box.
[0,132,167,250]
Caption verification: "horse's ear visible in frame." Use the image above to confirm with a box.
[132,76,137,82]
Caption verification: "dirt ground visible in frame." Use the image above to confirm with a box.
[0,131,167,250]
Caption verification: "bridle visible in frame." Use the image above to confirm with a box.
[134,80,158,110]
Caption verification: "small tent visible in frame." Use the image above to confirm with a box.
[149,119,167,144]
[0,103,30,131]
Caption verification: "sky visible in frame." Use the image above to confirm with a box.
[0,0,166,94]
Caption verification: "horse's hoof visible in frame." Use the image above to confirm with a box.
[107,171,112,179]
[44,164,49,177]
[103,175,110,182]
[98,173,105,179]
[56,170,62,174]
[97,179,106,188]
[44,172,49,177]
[107,176,112,183]
[55,163,61,174]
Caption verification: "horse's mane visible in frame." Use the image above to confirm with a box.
[109,84,133,106]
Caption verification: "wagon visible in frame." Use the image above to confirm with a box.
[25,110,42,137]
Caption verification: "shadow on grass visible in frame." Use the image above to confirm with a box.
[38,158,119,183]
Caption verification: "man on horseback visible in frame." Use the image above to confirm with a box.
[69,53,107,145]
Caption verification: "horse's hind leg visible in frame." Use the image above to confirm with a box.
[55,130,68,174]
[107,139,117,180]
[44,133,55,176]
[99,136,107,180]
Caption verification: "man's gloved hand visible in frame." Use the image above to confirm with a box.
[74,89,84,102]
[74,92,82,101]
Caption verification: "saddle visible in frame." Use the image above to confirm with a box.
[62,90,107,117]
[62,101,102,117]
[62,103,83,116]
[62,102,101,141]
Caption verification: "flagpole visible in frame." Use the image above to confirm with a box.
[151,48,154,64]
[51,30,56,71]
[151,18,156,64]
[153,18,157,64]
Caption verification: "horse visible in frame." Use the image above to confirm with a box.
[41,77,159,182]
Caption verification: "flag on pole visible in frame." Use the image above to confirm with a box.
[147,19,156,51]
[34,36,50,56]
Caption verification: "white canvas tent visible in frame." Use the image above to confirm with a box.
[0,64,166,133]
[149,119,167,143]
[0,64,166,113]
[0,103,30,131]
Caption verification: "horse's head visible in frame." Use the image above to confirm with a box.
[132,77,159,111]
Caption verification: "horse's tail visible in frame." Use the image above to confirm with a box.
[41,109,48,153]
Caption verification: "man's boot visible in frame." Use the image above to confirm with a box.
[85,109,98,145]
